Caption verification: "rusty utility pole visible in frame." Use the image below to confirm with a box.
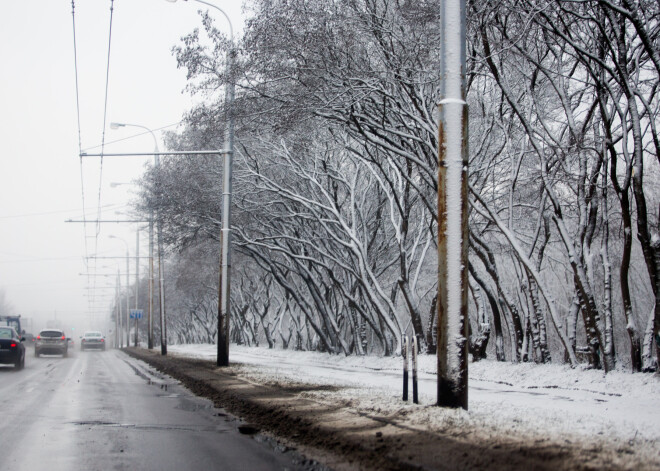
[437,0,469,410]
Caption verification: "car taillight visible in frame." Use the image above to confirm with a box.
[37,335,41,340]
[100,339,104,342]
[61,336,65,340]
[10,343,16,348]
[82,339,86,342]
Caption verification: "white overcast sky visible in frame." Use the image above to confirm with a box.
[0,0,243,333]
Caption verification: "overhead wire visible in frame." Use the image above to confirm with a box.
[96,0,116,240]
[71,0,120,317]
[72,1,173,321]
[71,0,91,266]
[71,0,98,315]
[92,0,117,314]
[71,1,83,156]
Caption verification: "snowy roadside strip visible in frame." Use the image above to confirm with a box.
[123,347,659,471]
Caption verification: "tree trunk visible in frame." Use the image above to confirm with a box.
[426,294,437,354]
[399,279,426,351]
[469,264,503,361]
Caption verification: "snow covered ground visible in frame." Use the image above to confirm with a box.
[168,344,660,450]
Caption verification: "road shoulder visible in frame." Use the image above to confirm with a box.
[124,347,658,471]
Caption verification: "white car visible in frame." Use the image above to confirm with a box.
[80,331,106,351]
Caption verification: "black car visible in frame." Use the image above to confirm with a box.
[35,329,68,357]
[0,327,25,370]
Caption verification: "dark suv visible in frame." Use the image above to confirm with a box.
[35,329,68,357]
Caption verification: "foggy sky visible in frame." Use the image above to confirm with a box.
[0,0,243,333]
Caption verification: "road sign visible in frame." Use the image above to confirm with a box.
[129,309,144,319]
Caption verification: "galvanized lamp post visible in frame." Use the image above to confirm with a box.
[165,0,235,367]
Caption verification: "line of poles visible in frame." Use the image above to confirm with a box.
[81,0,470,412]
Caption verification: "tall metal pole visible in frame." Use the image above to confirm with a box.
[157,201,167,355]
[115,272,120,348]
[437,0,469,409]
[135,231,139,312]
[218,39,235,366]
[125,249,130,348]
[166,0,234,366]
[135,231,139,347]
[117,269,123,348]
[148,211,154,349]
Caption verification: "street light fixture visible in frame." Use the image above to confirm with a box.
[165,0,233,39]
[110,122,162,353]
[166,0,236,367]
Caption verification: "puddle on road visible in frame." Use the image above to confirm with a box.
[70,420,227,433]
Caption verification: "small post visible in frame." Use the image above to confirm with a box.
[403,335,409,401]
[412,336,419,404]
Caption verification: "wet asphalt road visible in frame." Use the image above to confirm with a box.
[0,347,304,471]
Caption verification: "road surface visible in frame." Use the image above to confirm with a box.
[0,348,310,470]
[127,348,660,471]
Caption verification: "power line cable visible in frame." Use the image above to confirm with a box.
[72,0,92,281]
[71,1,119,316]
[96,0,116,241]
[71,0,83,156]
[0,203,122,220]
[71,0,97,315]
[89,0,117,316]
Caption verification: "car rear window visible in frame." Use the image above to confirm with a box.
[85,332,102,337]
[40,330,64,338]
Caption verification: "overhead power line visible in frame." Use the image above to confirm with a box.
[71,0,94,305]
[0,203,122,220]
[96,0,117,240]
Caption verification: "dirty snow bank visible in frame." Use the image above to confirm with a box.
[168,344,660,453]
